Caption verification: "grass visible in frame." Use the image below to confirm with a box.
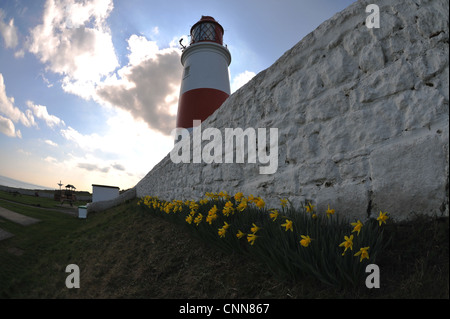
[0,190,88,209]
[0,193,448,299]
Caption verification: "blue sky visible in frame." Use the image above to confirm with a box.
[0,0,355,192]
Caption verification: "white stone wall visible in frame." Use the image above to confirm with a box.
[136,0,449,221]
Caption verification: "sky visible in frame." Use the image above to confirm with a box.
[0,0,355,192]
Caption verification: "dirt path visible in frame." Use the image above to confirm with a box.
[0,205,42,242]
[0,227,14,241]
[0,206,40,226]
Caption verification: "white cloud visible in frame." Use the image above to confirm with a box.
[44,156,58,163]
[77,162,110,173]
[0,9,19,48]
[27,1,181,136]
[0,73,36,129]
[126,34,160,66]
[27,0,118,99]
[45,139,58,147]
[151,26,159,36]
[14,49,25,59]
[96,35,182,135]
[27,101,65,129]
[231,70,256,93]
[0,115,21,138]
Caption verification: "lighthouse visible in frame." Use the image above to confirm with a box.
[176,16,231,131]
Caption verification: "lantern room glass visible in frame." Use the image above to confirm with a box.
[191,23,220,43]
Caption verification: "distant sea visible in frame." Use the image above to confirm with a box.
[0,175,52,190]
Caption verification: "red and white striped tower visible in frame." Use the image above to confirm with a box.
[176,16,231,130]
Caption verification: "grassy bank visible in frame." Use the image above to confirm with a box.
[0,194,448,298]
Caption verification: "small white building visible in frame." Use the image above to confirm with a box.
[92,184,120,203]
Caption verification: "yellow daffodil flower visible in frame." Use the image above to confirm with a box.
[377,211,389,226]
[250,223,260,234]
[281,219,293,232]
[300,235,312,247]
[185,215,193,224]
[206,213,217,225]
[269,209,279,221]
[326,205,335,218]
[339,235,354,255]
[247,233,258,245]
[209,205,218,214]
[255,197,265,209]
[351,220,363,235]
[223,201,235,217]
[306,202,315,213]
[354,246,370,262]
[236,230,245,239]
[234,192,244,202]
[218,222,230,238]
[237,199,248,212]
[218,228,227,238]
[189,201,199,211]
[280,198,288,208]
[194,213,203,226]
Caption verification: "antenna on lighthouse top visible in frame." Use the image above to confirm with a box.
[179,38,186,50]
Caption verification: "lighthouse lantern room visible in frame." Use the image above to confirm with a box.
[176,16,231,131]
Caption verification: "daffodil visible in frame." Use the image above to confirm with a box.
[206,213,217,225]
[326,205,335,218]
[236,199,247,212]
[206,213,217,224]
[185,215,193,224]
[219,191,230,200]
[351,220,363,235]
[281,219,293,232]
[250,223,260,234]
[255,197,265,209]
[377,211,389,226]
[247,233,258,245]
[300,235,312,247]
[339,234,354,255]
[305,202,315,213]
[206,205,218,224]
[269,209,279,221]
[236,230,245,239]
[209,205,218,214]
[354,246,370,262]
[164,203,174,214]
[218,222,230,238]
[280,198,288,208]
[223,201,235,216]
[234,192,244,202]
[194,213,203,226]
[218,227,227,238]
[189,201,199,211]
